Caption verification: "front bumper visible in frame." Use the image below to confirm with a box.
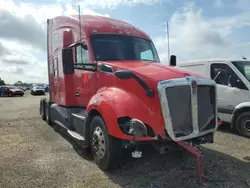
[13,92,23,95]
[32,90,45,95]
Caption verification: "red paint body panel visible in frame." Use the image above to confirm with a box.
[86,61,205,140]
[86,86,166,140]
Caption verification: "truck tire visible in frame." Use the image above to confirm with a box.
[235,111,250,138]
[45,100,52,125]
[39,99,46,121]
[90,115,122,171]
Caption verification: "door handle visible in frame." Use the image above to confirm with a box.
[75,91,80,97]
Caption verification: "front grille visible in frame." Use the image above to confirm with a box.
[158,76,217,141]
[165,85,193,138]
[197,85,216,131]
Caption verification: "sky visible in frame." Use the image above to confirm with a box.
[0,0,250,84]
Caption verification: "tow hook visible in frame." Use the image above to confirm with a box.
[129,140,143,158]
[131,149,142,158]
[123,118,147,159]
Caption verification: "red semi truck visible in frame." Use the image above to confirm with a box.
[40,15,221,183]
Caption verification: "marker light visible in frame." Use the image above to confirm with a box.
[191,80,197,88]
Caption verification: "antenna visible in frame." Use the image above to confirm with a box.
[78,4,83,62]
[238,45,247,60]
[78,5,82,42]
[241,51,247,60]
[166,21,170,64]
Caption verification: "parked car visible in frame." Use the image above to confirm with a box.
[0,85,24,97]
[31,86,45,95]
[43,84,49,92]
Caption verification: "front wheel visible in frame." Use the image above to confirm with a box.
[39,99,46,121]
[90,116,122,171]
[235,111,250,138]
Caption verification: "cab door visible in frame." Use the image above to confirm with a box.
[73,40,97,107]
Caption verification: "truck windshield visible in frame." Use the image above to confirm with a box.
[232,61,250,82]
[90,34,160,62]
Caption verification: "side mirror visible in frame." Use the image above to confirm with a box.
[115,70,134,79]
[170,55,176,66]
[82,43,88,50]
[62,48,74,74]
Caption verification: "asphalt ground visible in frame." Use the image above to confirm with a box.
[0,92,250,188]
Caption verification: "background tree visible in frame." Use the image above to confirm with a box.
[14,81,23,86]
[0,77,5,85]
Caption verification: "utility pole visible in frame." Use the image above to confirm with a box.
[167,21,170,64]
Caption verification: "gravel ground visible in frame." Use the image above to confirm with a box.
[0,92,250,188]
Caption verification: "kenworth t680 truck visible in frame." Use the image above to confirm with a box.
[39,14,221,183]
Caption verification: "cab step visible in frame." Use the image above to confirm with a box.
[71,112,86,120]
[67,130,85,141]
[54,120,85,141]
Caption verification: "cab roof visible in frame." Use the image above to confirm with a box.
[50,15,151,40]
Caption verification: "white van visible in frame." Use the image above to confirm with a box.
[177,58,250,138]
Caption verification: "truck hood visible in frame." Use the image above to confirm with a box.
[105,61,204,82]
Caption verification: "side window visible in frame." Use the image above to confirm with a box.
[75,44,89,64]
[53,57,58,77]
[211,63,228,85]
[133,38,155,61]
[140,50,154,61]
[228,66,248,90]
[211,63,248,90]
[244,67,250,81]
[52,34,59,51]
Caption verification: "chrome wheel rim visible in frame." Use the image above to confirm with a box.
[92,126,106,159]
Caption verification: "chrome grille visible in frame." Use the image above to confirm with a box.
[165,86,193,137]
[197,85,216,131]
[157,76,218,141]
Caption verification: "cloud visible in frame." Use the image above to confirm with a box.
[235,0,250,10]
[0,9,46,51]
[154,2,250,64]
[214,0,224,8]
[74,0,162,9]
[0,0,110,84]
[0,42,9,56]
[2,56,30,65]
[12,67,25,74]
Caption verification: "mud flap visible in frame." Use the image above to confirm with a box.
[176,141,205,184]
